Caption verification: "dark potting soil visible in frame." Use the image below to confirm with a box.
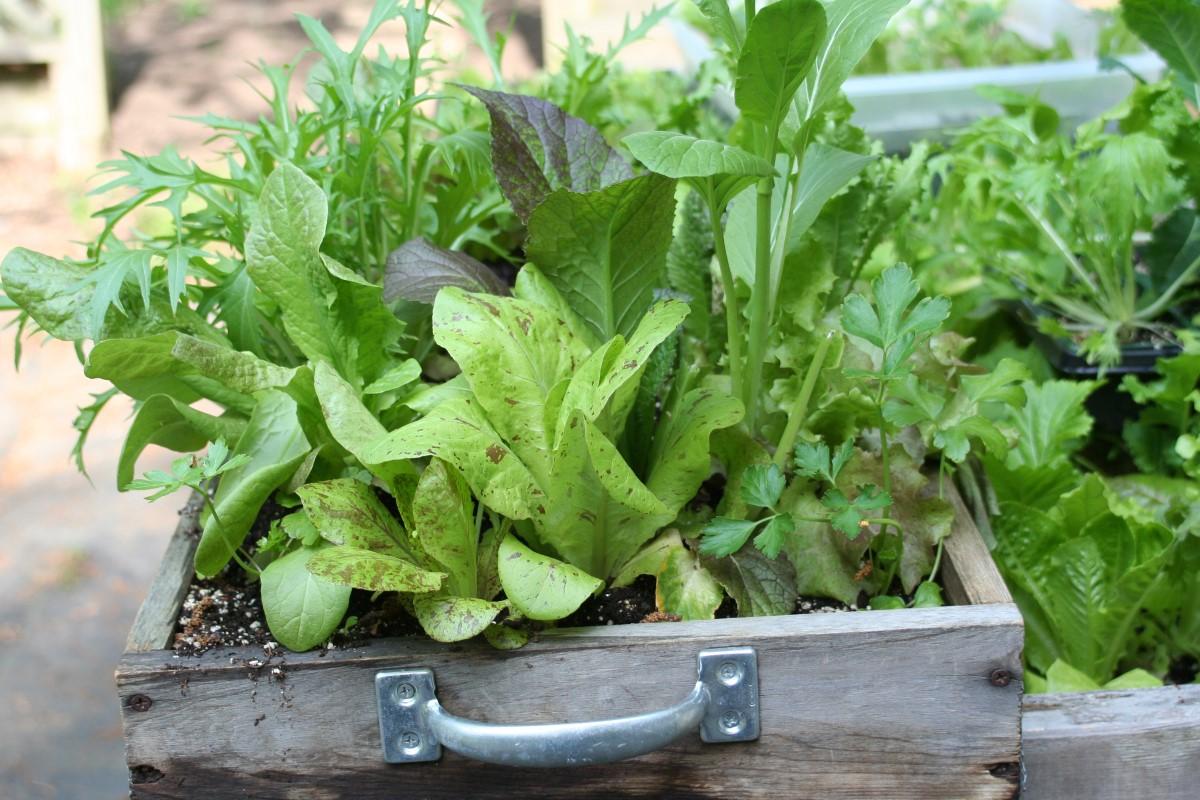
[1168,655,1199,686]
[171,499,856,656]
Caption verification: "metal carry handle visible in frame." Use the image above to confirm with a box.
[375,646,759,768]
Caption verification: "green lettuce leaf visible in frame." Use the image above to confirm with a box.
[260,546,351,651]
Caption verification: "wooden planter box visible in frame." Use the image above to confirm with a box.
[1021,685,1200,799]
[116,488,1023,799]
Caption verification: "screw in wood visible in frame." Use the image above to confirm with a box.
[989,669,1012,687]
[128,694,153,712]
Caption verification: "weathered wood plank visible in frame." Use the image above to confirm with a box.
[124,494,203,653]
[117,604,1023,799]
[941,485,1012,606]
[1021,685,1200,800]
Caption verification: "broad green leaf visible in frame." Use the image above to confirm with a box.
[794,0,911,122]
[320,254,405,384]
[741,463,785,509]
[623,132,775,179]
[912,581,944,608]
[484,623,530,650]
[383,237,508,304]
[306,546,445,593]
[413,595,506,642]
[432,288,588,481]
[869,595,906,610]
[260,546,351,651]
[612,530,684,588]
[694,0,742,53]
[363,359,422,395]
[118,394,245,489]
[1008,380,1099,469]
[704,547,797,616]
[1044,659,1102,693]
[413,459,478,597]
[296,478,410,557]
[658,547,724,621]
[497,534,602,621]
[512,263,598,348]
[735,0,827,127]
[1104,668,1163,690]
[526,174,677,343]
[783,144,876,254]
[194,390,311,576]
[367,396,544,521]
[463,86,633,222]
[1123,0,1200,88]
[169,334,297,393]
[1,249,95,340]
[780,491,871,605]
[245,163,356,381]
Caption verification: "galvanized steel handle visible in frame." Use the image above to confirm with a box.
[375,646,760,767]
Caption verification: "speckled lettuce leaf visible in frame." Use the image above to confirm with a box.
[462,86,633,222]
[413,459,478,597]
[194,390,312,577]
[383,237,508,304]
[432,288,588,480]
[497,533,602,621]
[645,388,745,511]
[525,173,677,343]
[261,545,351,651]
[413,595,506,643]
[118,394,246,489]
[296,478,412,558]
[306,546,445,593]
[657,547,724,621]
[735,0,826,127]
[366,395,543,522]
[613,530,685,588]
[624,132,775,179]
[169,334,298,393]
[245,163,358,381]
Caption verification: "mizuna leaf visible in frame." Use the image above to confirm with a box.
[260,546,351,651]
[735,0,827,128]
[497,534,602,621]
[623,132,775,179]
[645,387,744,511]
[463,86,633,222]
[194,390,312,577]
[413,595,506,642]
[306,547,445,593]
[383,237,508,304]
[1123,0,1200,88]
[117,394,246,489]
[525,173,677,342]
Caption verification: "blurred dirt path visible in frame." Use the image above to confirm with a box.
[0,2,537,797]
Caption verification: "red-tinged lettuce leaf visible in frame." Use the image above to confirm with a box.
[461,86,633,222]
[383,237,508,304]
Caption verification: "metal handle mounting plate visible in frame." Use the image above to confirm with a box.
[375,646,759,767]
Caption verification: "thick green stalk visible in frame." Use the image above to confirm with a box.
[744,175,775,428]
[774,330,836,468]
[710,203,745,401]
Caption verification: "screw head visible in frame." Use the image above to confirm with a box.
[989,669,1013,687]
[719,710,745,733]
[127,694,153,713]
[393,682,417,704]
[717,660,743,685]
[399,731,421,751]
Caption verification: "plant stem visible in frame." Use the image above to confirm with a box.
[1136,252,1200,321]
[774,330,836,468]
[1014,194,1101,296]
[744,0,756,27]
[745,163,775,429]
[709,202,745,401]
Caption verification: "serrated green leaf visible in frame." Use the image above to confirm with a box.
[117,394,245,490]
[699,517,760,558]
[525,174,677,343]
[754,513,794,559]
[741,463,786,509]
